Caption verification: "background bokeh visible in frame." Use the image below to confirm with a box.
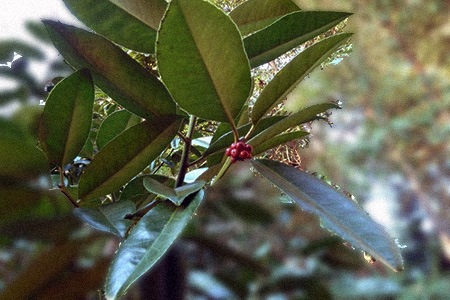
[0,0,449,299]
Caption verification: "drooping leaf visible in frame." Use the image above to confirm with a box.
[74,200,136,238]
[105,190,203,299]
[250,159,404,272]
[43,20,176,119]
[39,69,94,167]
[252,130,309,156]
[244,11,352,68]
[96,110,141,150]
[229,0,300,36]
[143,177,205,206]
[249,103,339,148]
[78,116,182,201]
[251,33,352,123]
[157,0,252,124]
[62,0,167,53]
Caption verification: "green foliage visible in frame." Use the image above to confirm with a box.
[0,0,407,298]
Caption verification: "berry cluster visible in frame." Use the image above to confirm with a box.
[225,141,253,163]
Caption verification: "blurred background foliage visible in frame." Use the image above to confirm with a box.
[0,0,449,299]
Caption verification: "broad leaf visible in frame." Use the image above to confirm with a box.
[252,130,309,156]
[244,11,352,68]
[230,0,300,36]
[251,159,404,272]
[39,69,94,167]
[120,175,176,206]
[143,177,205,206]
[74,200,136,238]
[105,190,203,299]
[78,116,182,201]
[251,33,352,123]
[249,103,339,148]
[63,0,167,53]
[43,20,176,119]
[96,110,141,150]
[157,0,252,124]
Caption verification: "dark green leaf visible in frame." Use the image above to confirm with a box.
[63,0,167,53]
[74,201,136,238]
[230,0,300,36]
[78,116,182,201]
[43,20,176,119]
[105,190,203,299]
[221,198,274,225]
[143,177,205,206]
[119,175,176,207]
[249,103,339,148]
[251,159,404,272]
[96,110,141,150]
[39,69,94,167]
[245,11,352,68]
[251,33,352,123]
[157,0,252,124]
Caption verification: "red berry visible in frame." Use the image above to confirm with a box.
[236,142,246,151]
[245,144,253,153]
[225,148,231,156]
[230,148,239,158]
[240,150,250,159]
[230,143,237,149]
[230,157,237,163]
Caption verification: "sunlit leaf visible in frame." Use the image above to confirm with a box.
[245,11,352,68]
[251,159,404,272]
[74,201,136,238]
[96,110,141,150]
[78,116,182,201]
[105,190,203,299]
[63,0,167,53]
[157,0,252,124]
[252,130,309,156]
[249,103,339,148]
[230,0,300,36]
[43,20,176,119]
[251,33,352,123]
[39,69,94,167]
[143,177,205,206]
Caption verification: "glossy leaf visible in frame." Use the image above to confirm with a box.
[143,177,205,206]
[249,103,339,148]
[157,0,252,124]
[78,116,182,201]
[74,200,136,238]
[252,130,309,156]
[251,159,404,272]
[96,110,141,150]
[251,33,352,123]
[245,11,352,68]
[43,20,176,119]
[105,190,204,299]
[229,0,300,36]
[63,0,167,53]
[39,69,94,167]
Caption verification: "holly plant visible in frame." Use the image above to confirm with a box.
[36,0,403,298]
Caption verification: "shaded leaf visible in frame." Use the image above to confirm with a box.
[78,116,182,201]
[120,175,176,207]
[143,177,205,206]
[221,198,274,225]
[251,33,352,123]
[230,0,300,36]
[0,40,44,61]
[250,159,404,272]
[39,69,94,167]
[105,190,203,299]
[63,0,167,53]
[249,103,339,148]
[157,0,252,124]
[96,110,141,150]
[245,11,352,68]
[43,20,176,119]
[74,200,136,238]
